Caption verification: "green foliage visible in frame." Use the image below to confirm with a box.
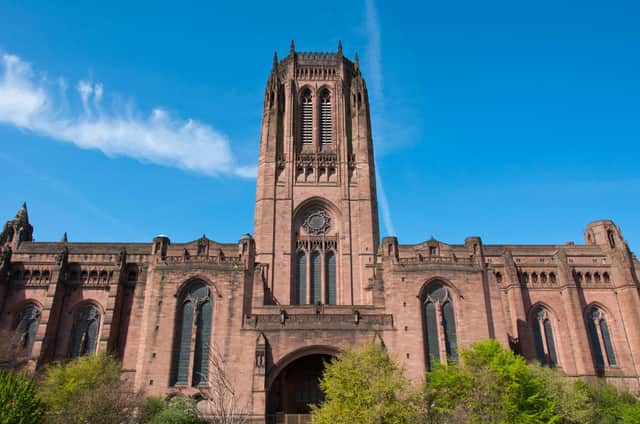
[143,396,204,424]
[424,339,640,424]
[424,340,559,423]
[38,352,140,424]
[528,365,594,423]
[311,342,420,424]
[140,396,167,423]
[0,370,43,424]
[585,380,640,424]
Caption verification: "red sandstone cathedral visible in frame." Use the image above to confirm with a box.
[1,42,639,422]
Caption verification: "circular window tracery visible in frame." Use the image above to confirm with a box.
[302,209,331,235]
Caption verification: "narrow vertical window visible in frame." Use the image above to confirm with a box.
[193,298,212,385]
[172,282,213,387]
[325,251,336,304]
[175,301,193,384]
[320,89,332,144]
[424,302,439,370]
[296,252,307,305]
[14,304,41,357]
[442,301,458,359]
[310,251,322,304]
[544,319,558,367]
[300,89,312,144]
[600,318,617,366]
[532,315,546,364]
[69,304,101,358]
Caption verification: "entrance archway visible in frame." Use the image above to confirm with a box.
[266,346,337,421]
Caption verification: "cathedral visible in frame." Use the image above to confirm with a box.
[1,42,639,423]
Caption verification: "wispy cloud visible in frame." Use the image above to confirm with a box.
[0,53,256,178]
[364,0,396,237]
[365,0,383,102]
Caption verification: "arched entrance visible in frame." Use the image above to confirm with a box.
[266,347,337,423]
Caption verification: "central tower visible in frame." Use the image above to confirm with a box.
[253,41,379,306]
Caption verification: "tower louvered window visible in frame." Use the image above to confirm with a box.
[325,251,336,304]
[587,307,616,369]
[320,90,332,144]
[423,282,458,370]
[310,251,322,304]
[300,89,312,144]
[69,304,101,358]
[172,282,213,386]
[14,304,40,357]
[532,307,558,367]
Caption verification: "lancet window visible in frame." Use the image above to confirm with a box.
[13,304,41,357]
[69,304,101,358]
[300,89,313,144]
[172,281,213,386]
[587,306,617,369]
[531,307,558,367]
[422,282,458,370]
[319,89,332,144]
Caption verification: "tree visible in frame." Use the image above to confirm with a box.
[311,342,420,424]
[38,352,141,424]
[424,339,559,423]
[0,370,44,424]
[527,364,593,424]
[196,349,248,424]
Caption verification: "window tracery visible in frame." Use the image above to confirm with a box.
[69,304,101,358]
[587,306,616,369]
[422,282,458,370]
[532,307,558,367]
[293,207,337,305]
[173,281,213,386]
[14,304,40,357]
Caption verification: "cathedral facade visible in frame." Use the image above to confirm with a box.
[1,43,639,422]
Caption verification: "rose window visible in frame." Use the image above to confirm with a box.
[303,210,331,235]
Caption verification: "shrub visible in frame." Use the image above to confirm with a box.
[38,352,141,424]
[0,370,43,424]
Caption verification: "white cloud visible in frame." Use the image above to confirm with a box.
[363,0,396,237]
[0,53,253,177]
[365,0,383,102]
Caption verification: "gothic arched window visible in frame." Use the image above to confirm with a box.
[13,304,41,357]
[69,304,101,358]
[296,251,307,304]
[172,281,213,386]
[325,251,336,304]
[320,89,332,144]
[532,307,558,367]
[587,306,617,369]
[300,89,313,144]
[310,251,322,304]
[422,282,458,370]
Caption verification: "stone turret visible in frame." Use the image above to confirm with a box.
[0,202,33,249]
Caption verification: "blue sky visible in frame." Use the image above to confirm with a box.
[0,1,638,251]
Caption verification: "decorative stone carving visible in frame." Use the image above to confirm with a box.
[302,209,331,236]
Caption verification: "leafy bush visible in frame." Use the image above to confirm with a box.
[0,370,43,424]
[38,352,140,424]
[424,339,559,423]
[311,342,420,424]
[142,396,204,424]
